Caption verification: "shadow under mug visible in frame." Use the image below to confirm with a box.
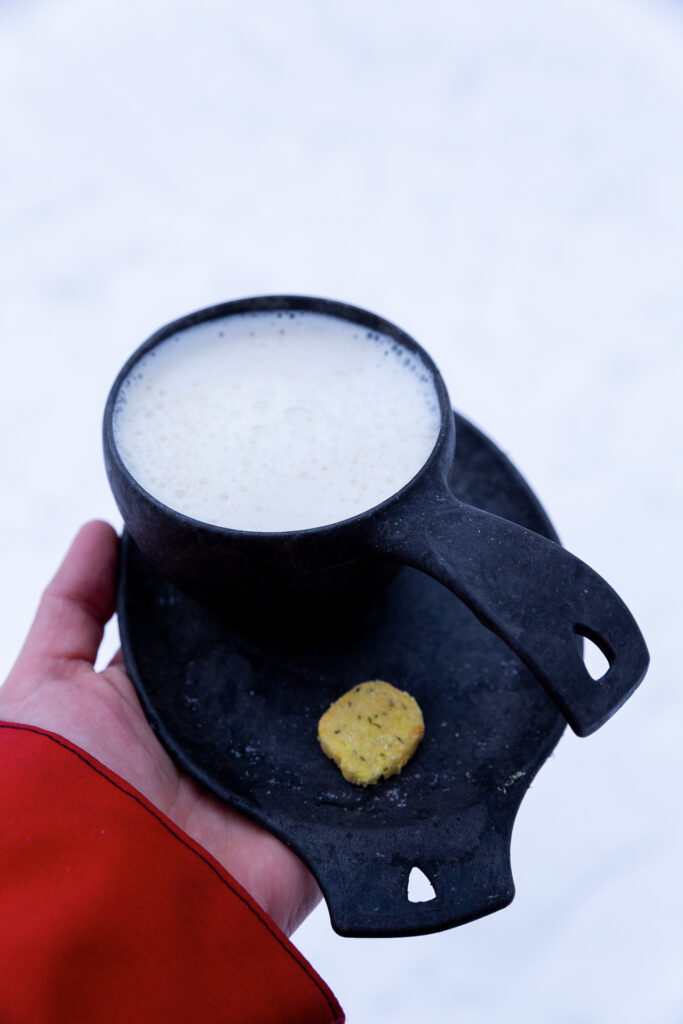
[103,295,649,738]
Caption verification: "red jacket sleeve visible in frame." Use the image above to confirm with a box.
[0,721,344,1024]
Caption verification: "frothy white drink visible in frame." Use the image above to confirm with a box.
[113,310,441,532]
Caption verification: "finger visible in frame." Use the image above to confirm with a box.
[12,521,119,674]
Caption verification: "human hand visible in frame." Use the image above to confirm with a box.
[0,521,321,936]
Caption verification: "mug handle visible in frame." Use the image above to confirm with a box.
[374,489,649,737]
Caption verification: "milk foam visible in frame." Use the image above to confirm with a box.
[113,310,441,532]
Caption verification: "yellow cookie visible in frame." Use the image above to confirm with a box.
[318,680,424,786]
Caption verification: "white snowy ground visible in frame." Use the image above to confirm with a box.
[1,0,681,1020]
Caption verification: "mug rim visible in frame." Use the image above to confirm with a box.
[103,294,453,539]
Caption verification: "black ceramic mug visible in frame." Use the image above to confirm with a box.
[103,295,649,738]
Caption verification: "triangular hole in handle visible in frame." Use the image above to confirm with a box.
[407,865,436,903]
[574,625,613,681]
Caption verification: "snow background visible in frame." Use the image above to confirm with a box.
[1,0,681,1019]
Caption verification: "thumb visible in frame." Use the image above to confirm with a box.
[7,521,119,682]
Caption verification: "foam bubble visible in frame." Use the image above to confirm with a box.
[113,310,441,532]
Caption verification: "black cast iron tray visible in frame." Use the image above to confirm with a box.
[118,413,568,937]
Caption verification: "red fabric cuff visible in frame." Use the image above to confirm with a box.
[0,721,343,1024]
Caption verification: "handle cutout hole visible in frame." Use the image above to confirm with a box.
[407,866,436,903]
[574,625,614,681]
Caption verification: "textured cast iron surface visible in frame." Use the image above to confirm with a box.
[118,415,566,937]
